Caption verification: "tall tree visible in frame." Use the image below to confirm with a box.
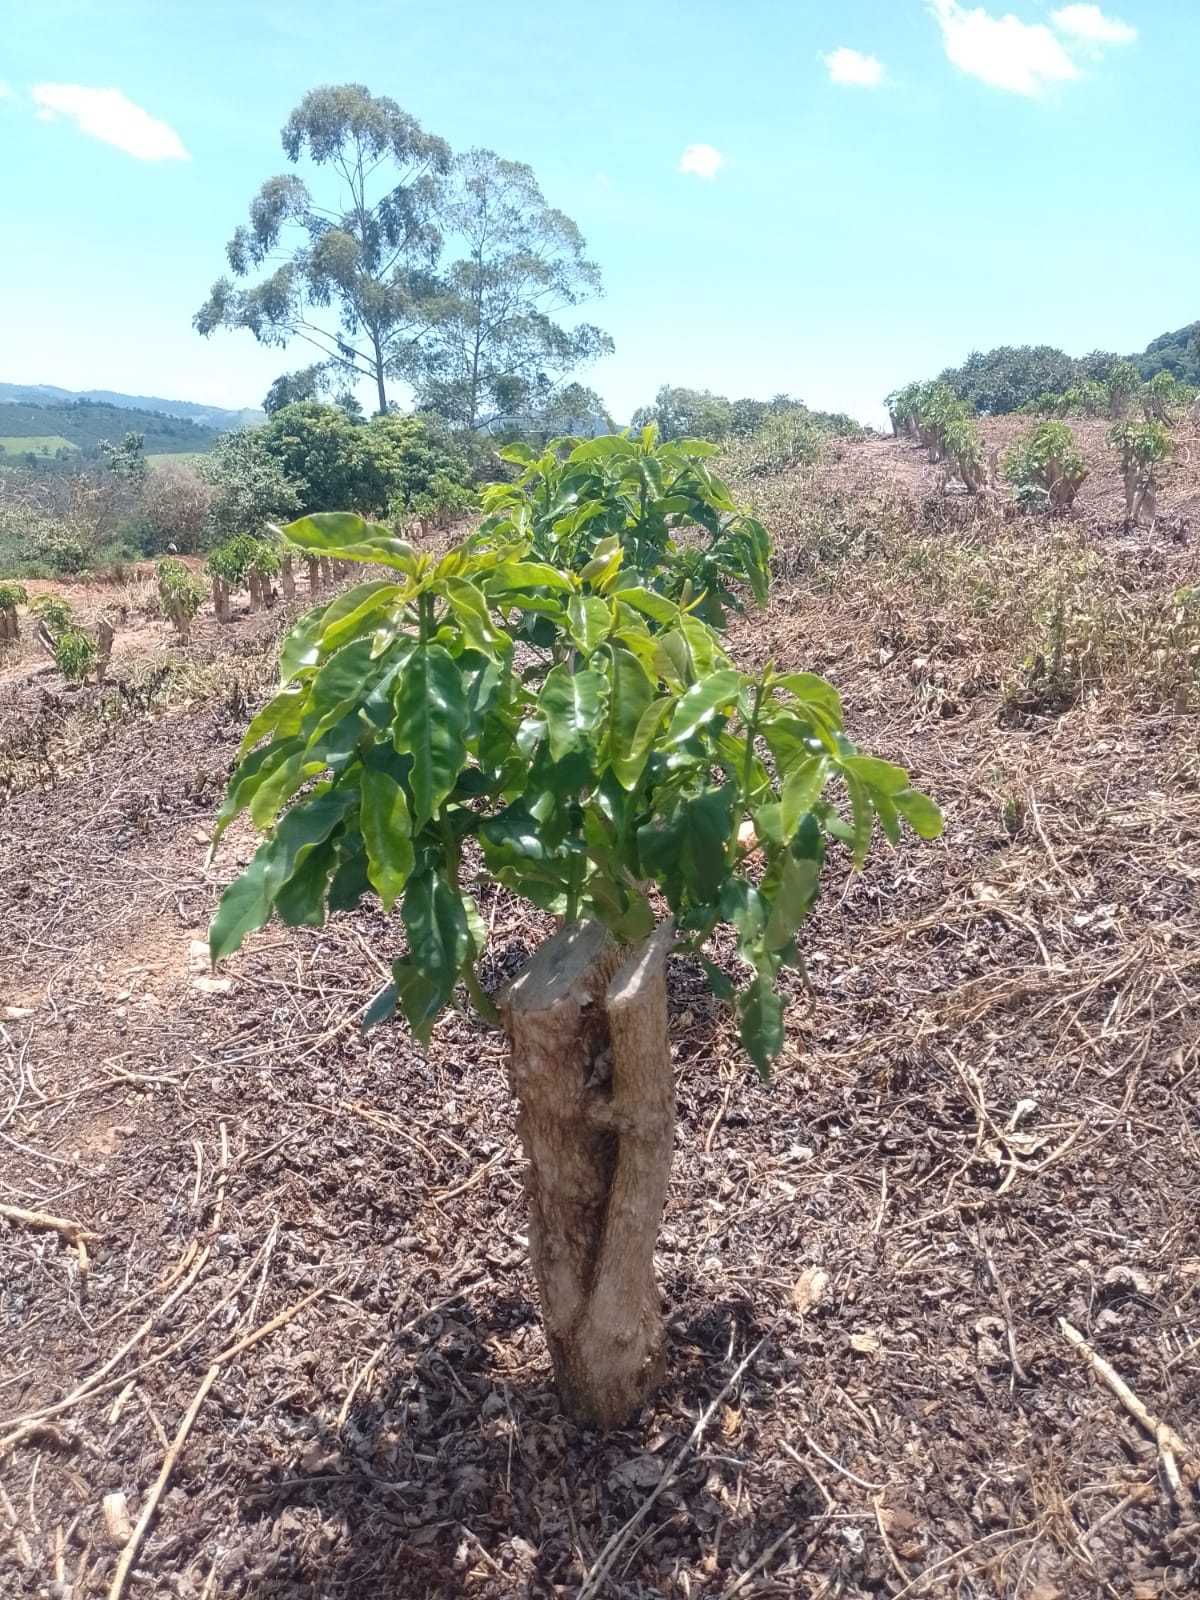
[195,85,451,413]
[416,149,613,431]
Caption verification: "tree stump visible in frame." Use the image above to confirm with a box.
[501,920,676,1429]
[306,556,321,597]
[281,556,296,602]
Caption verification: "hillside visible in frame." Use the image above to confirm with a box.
[0,381,264,432]
[0,398,219,459]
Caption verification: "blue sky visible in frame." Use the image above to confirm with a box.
[1,2,1194,425]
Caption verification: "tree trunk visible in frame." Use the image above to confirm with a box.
[247,570,262,613]
[501,920,676,1430]
[319,557,334,590]
[306,556,321,597]
[212,577,230,624]
[281,556,296,602]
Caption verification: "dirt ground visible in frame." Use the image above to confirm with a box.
[1,439,1198,1599]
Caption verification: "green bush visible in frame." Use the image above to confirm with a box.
[32,594,73,634]
[54,627,97,683]
[1003,422,1088,513]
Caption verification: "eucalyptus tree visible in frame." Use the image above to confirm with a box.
[195,85,452,414]
[415,148,613,431]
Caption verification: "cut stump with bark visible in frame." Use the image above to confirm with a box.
[501,920,676,1429]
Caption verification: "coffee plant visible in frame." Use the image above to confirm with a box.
[0,582,28,645]
[1111,420,1171,529]
[157,557,207,644]
[31,594,73,635]
[1003,422,1088,514]
[54,627,98,684]
[210,505,940,1070]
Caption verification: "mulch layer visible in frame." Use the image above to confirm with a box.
[1,455,1198,1599]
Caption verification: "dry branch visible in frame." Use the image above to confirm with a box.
[0,1203,98,1245]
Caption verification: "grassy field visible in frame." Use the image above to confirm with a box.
[0,433,76,457]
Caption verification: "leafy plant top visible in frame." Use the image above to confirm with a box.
[0,583,29,611]
[210,510,941,1071]
[32,594,73,634]
[157,557,207,619]
[481,427,771,630]
[55,627,97,683]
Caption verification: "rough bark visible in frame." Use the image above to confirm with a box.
[247,571,263,614]
[280,556,296,603]
[501,920,676,1429]
[212,578,230,624]
[306,556,321,597]
[319,557,334,590]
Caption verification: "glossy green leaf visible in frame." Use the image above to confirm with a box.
[893,787,944,839]
[210,788,354,963]
[392,645,469,827]
[780,755,829,840]
[664,670,740,745]
[739,976,784,1076]
[539,663,607,761]
[285,513,417,572]
[606,647,655,787]
[360,768,414,912]
[764,855,820,950]
[841,754,910,794]
[566,594,611,655]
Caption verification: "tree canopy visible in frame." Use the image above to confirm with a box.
[195,84,452,414]
[197,87,612,423]
[413,149,613,431]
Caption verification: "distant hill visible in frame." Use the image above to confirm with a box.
[1135,322,1200,385]
[0,383,263,432]
[0,398,220,460]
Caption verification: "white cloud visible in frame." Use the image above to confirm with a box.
[823,48,887,88]
[0,82,11,100]
[30,84,189,161]
[1051,5,1137,45]
[678,143,724,180]
[928,1,1080,95]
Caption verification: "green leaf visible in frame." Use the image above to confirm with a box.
[238,684,308,757]
[392,645,469,828]
[485,561,574,595]
[606,647,655,786]
[442,577,510,657]
[738,976,784,1076]
[893,787,944,839]
[664,670,740,745]
[764,855,821,950]
[841,754,910,794]
[538,664,608,762]
[278,603,330,684]
[284,513,416,572]
[844,774,874,867]
[614,695,671,790]
[780,756,829,839]
[720,876,767,947]
[210,789,354,963]
[396,870,472,1043]
[212,738,302,845]
[249,749,326,829]
[320,582,403,653]
[774,672,844,730]
[274,839,336,928]
[614,587,678,626]
[566,594,611,655]
[680,786,737,902]
[360,768,414,912]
